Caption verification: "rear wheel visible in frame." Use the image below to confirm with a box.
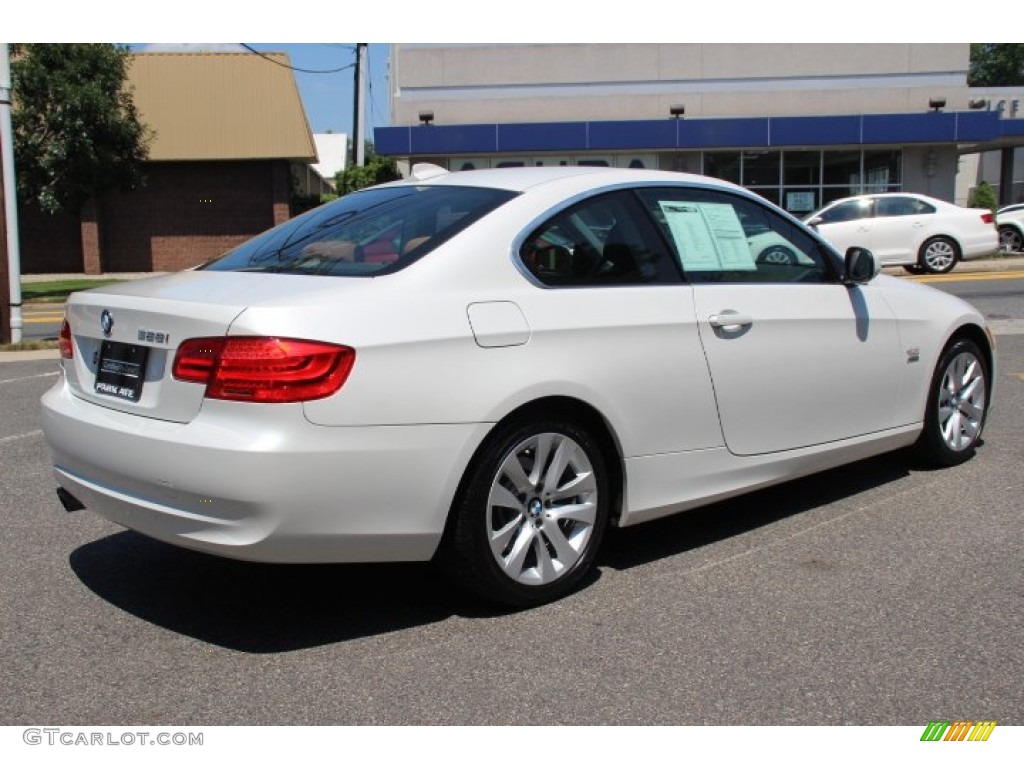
[915,338,989,466]
[998,225,1023,254]
[918,236,959,274]
[440,417,610,607]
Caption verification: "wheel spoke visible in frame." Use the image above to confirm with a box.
[548,470,596,502]
[489,483,525,514]
[960,375,982,401]
[490,514,524,554]
[533,538,557,582]
[499,452,532,494]
[543,436,573,492]
[548,500,597,527]
[961,400,984,421]
[942,409,962,446]
[503,525,536,576]
[541,522,579,567]
[529,434,554,486]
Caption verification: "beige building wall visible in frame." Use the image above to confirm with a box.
[391,44,970,125]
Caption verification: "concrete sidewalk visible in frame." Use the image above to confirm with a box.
[4,257,1024,364]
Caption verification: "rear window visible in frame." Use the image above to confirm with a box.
[201,185,517,276]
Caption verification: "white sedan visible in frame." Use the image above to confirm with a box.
[42,167,995,607]
[804,192,997,274]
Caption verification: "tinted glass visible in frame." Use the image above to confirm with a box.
[520,191,679,286]
[202,185,517,277]
[875,196,935,217]
[814,199,872,224]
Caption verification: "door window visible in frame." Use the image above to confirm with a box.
[637,188,835,284]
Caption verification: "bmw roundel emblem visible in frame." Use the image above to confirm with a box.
[100,309,114,338]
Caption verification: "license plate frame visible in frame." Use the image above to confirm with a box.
[95,340,149,403]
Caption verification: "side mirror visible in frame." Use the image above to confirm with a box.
[844,246,880,285]
[806,216,823,229]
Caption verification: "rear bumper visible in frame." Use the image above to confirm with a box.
[961,231,1000,260]
[41,379,490,563]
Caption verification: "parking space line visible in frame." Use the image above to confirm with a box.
[0,430,43,445]
[0,372,60,386]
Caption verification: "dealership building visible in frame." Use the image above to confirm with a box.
[375,44,1024,215]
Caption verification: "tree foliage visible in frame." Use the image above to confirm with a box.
[969,181,997,213]
[335,143,401,195]
[969,44,1024,87]
[11,44,151,214]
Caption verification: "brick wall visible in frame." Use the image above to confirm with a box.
[17,204,83,274]
[100,160,285,272]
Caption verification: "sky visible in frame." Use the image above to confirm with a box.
[136,43,391,138]
[15,1,1016,145]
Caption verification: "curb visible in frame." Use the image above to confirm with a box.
[0,349,61,363]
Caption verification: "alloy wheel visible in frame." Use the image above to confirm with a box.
[999,226,1023,254]
[936,351,987,452]
[922,238,957,273]
[486,432,599,586]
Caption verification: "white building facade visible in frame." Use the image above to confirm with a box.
[375,44,1024,214]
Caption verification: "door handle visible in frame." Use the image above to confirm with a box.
[709,311,753,329]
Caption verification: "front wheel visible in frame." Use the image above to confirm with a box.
[440,417,610,607]
[914,338,989,467]
[918,236,960,274]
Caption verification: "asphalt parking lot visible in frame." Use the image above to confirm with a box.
[1,338,1022,726]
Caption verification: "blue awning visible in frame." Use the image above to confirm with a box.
[375,110,1009,156]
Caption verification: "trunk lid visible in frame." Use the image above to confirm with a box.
[62,271,368,423]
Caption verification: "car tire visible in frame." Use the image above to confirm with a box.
[998,225,1023,254]
[914,337,989,467]
[758,246,797,265]
[440,416,610,607]
[918,236,959,274]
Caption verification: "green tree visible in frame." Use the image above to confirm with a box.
[11,44,151,214]
[335,142,401,195]
[969,181,997,213]
[969,44,1024,87]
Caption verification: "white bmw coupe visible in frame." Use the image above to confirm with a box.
[42,167,995,606]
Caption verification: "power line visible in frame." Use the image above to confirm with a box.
[239,44,355,74]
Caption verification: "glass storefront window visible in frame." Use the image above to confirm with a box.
[823,151,862,186]
[783,152,821,186]
[742,151,780,187]
[705,152,741,183]
[863,150,901,191]
[782,188,818,214]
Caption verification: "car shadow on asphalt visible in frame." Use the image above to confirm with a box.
[599,451,911,571]
[68,451,911,654]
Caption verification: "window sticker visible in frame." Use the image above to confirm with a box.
[658,202,757,272]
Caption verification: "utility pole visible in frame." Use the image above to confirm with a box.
[1,44,23,344]
[351,43,367,168]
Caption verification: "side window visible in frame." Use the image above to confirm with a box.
[817,199,872,224]
[875,196,934,217]
[637,188,835,284]
[519,191,679,286]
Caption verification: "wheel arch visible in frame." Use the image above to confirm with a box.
[438,395,627,555]
[943,322,996,401]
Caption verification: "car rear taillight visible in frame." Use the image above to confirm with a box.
[172,337,355,403]
[59,320,73,359]
[981,212,995,225]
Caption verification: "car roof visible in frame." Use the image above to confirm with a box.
[379,165,746,195]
